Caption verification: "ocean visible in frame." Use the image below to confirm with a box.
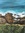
[0,7,25,16]
[0,0,25,15]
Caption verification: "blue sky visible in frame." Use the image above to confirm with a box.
[0,0,25,15]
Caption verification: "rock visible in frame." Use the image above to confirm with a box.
[5,13,13,24]
[0,14,2,17]
[0,16,6,24]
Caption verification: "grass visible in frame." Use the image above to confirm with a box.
[0,24,24,33]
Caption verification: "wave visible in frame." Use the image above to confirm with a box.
[0,10,25,18]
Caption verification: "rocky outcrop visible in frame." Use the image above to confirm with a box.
[5,13,13,24]
[0,16,6,24]
[0,14,2,17]
[0,14,6,24]
[0,13,25,24]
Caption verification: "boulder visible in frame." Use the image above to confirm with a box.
[5,13,13,24]
[0,14,2,17]
[0,16,6,24]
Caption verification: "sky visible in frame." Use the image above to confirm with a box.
[0,0,25,16]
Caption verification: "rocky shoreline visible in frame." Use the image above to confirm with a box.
[0,13,25,24]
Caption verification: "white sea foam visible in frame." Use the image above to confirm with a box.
[0,10,25,18]
[5,10,16,14]
[17,12,25,18]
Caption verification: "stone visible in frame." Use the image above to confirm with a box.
[5,13,13,24]
[0,16,6,24]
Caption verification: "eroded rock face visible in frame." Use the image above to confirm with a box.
[0,13,25,24]
[5,13,13,23]
[20,19,25,24]
[0,14,2,17]
[0,16,6,24]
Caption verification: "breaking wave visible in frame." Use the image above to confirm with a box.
[0,10,25,18]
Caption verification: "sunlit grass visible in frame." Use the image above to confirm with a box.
[0,23,24,33]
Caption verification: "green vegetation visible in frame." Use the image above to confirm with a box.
[0,24,24,33]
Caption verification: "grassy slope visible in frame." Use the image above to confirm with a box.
[0,24,24,33]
